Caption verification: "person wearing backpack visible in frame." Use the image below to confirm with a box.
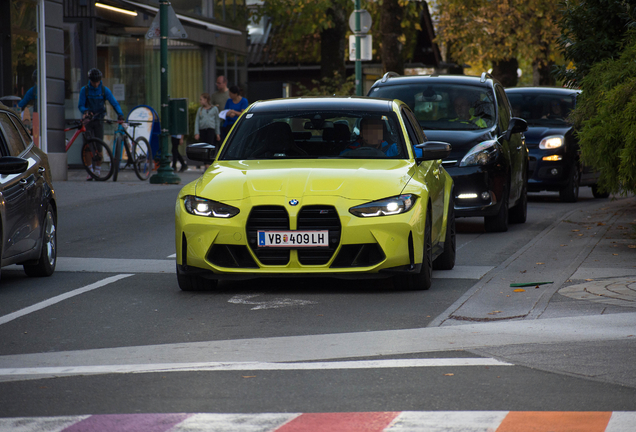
[78,68,125,179]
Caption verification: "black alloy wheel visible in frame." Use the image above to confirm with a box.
[433,196,456,270]
[484,185,509,232]
[394,207,433,290]
[24,204,57,277]
[560,163,580,203]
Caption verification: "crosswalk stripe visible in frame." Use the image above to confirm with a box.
[0,412,634,432]
[0,358,512,379]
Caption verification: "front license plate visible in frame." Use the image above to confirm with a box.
[257,230,329,248]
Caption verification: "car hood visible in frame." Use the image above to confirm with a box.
[195,159,416,202]
[523,125,572,147]
[424,129,497,161]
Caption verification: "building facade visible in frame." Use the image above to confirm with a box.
[1,0,248,180]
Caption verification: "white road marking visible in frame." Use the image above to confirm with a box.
[0,358,512,378]
[0,274,133,326]
[228,294,317,310]
[167,253,176,258]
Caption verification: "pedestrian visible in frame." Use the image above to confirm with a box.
[78,68,125,180]
[194,92,221,147]
[171,134,187,172]
[222,85,248,141]
[211,76,230,147]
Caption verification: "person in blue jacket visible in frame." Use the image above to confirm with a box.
[18,70,38,113]
[78,68,125,141]
[78,68,124,180]
[222,85,248,141]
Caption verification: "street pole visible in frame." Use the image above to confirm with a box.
[150,0,180,184]
[355,0,362,96]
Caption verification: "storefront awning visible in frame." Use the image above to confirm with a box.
[119,0,243,36]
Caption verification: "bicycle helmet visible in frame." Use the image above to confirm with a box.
[88,68,102,82]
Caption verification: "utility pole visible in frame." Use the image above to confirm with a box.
[355,0,362,96]
[150,0,180,184]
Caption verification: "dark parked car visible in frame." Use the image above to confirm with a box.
[369,73,528,232]
[0,103,57,279]
[505,87,607,201]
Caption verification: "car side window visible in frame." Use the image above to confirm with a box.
[400,109,422,146]
[9,114,32,148]
[495,86,510,132]
[0,113,27,156]
[403,108,427,143]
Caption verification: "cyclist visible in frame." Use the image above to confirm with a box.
[78,68,125,179]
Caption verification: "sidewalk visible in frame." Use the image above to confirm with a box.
[433,193,636,326]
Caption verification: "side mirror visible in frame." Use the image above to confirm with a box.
[186,143,216,163]
[0,156,29,175]
[504,117,528,141]
[415,141,452,161]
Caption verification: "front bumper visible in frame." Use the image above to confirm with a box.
[445,165,507,218]
[175,195,427,278]
[527,148,573,192]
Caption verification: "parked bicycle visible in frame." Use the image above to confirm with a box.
[64,118,114,181]
[106,120,152,181]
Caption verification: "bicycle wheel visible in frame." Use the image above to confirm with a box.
[82,138,114,181]
[133,136,152,180]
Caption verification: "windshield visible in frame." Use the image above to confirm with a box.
[371,83,496,131]
[219,111,408,160]
[507,92,576,126]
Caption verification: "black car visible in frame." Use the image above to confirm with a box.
[369,73,528,232]
[0,103,57,279]
[505,87,607,201]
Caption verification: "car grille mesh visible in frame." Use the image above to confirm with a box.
[296,205,341,265]
[246,206,290,265]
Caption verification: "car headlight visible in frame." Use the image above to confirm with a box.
[183,196,240,218]
[459,140,499,167]
[539,135,564,149]
[349,194,416,217]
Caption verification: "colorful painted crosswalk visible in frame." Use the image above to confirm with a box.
[1,411,634,432]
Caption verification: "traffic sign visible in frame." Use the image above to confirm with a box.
[146,5,188,39]
[348,9,372,34]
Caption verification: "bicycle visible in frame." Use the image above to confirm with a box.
[106,120,152,181]
[64,118,114,181]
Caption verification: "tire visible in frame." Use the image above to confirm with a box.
[484,185,509,232]
[394,207,433,290]
[592,184,610,199]
[82,138,114,181]
[509,182,527,224]
[112,136,122,182]
[133,137,152,180]
[177,265,218,291]
[433,196,456,270]
[24,204,57,277]
[560,163,580,203]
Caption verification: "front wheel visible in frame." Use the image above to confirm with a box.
[560,163,580,203]
[484,185,509,232]
[433,196,456,270]
[24,204,57,277]
[133,137,152,180]
[177,266,218,291]
[394,207,433,290]
[112,136,122,182]
[509,182,527,224]
[82,138,113,181]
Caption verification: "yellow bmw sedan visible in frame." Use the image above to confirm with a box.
[175,97,455,291]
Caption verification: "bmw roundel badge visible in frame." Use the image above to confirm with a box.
[289,199,299,206]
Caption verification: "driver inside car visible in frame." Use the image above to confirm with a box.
[340,118,401,156]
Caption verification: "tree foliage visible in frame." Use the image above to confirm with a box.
[252,0,428,77]
[571,33,636,195]
[556,0,636,87]
[435,0,562,85]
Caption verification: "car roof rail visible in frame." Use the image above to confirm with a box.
[381,72,400,83]
[480,72,493,83]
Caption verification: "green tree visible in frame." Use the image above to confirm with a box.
[570,34,636,195]
[435,0,562,86]
[556,0,636,87]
